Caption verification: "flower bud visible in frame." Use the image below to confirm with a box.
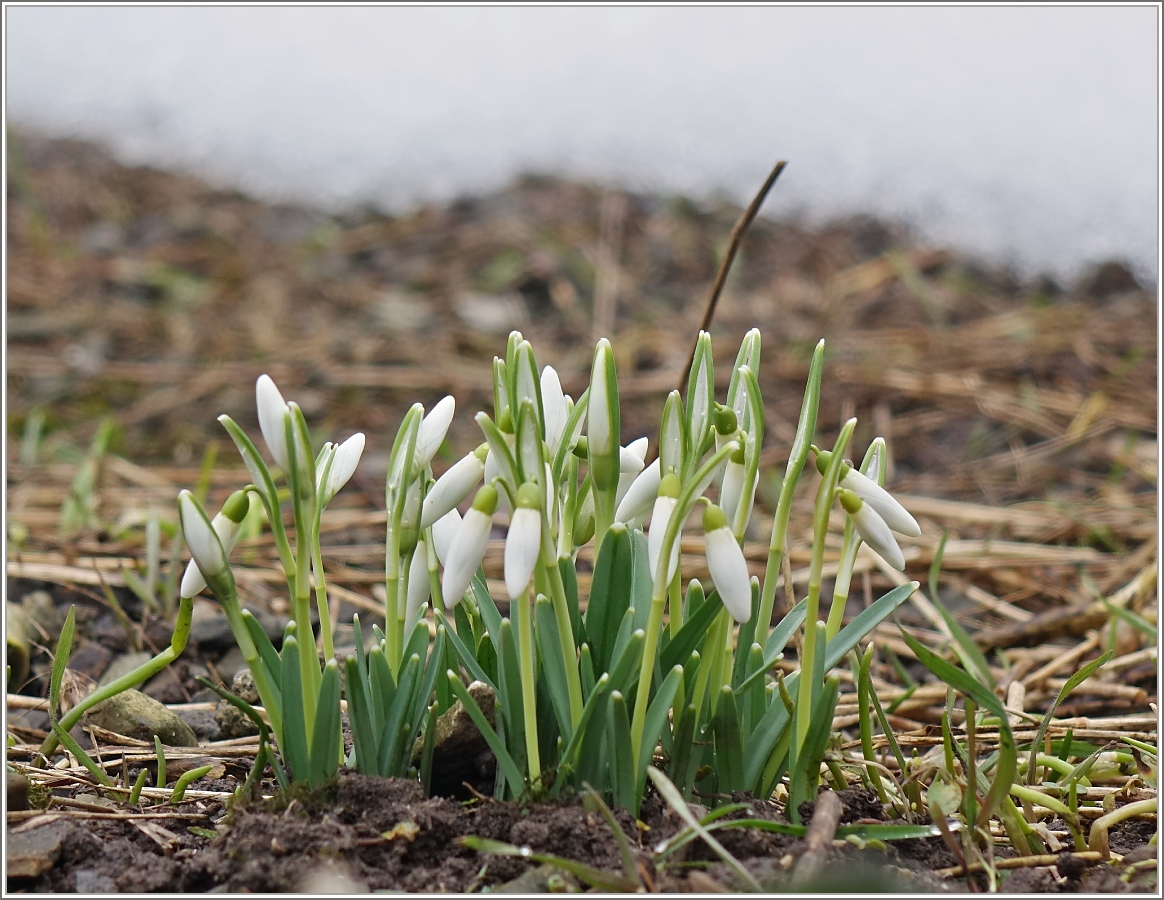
[702,503,752,623]
[178,490,245,599]
[817,448,920,537]
[541,365,569,454]
[440,485,498,608]
[421,444,487,529]
[415,396,455,469]
[587,338,620,494]
[839,488,906,570]
[615,458,661,525]
[318,432,365,505]
[255,374,290,470]
[647,473,682,586]
[504,482,543,600]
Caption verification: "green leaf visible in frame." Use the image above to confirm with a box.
[789,674,839,820]
[279,635,310,781]
[447,671,525,797]
[608,691,635,812]
[242,609,282,690]
[434,610,493,690]
[627,529,654,633]
[309,660,341,784]
[637,664,684,801]
[731,581,761,686]
[49,605,77,726]
[647,767,763,892]
[52,723,113,786]
[900,628,1017,831]
[458,835,639,893]
[367,643,395,738]
[927,532,994,689]
[743,672,795,789]
[535,596,574,742]
[584,523,634,674]
[661,585,725,671]
[606,627,645,698]
[344,657,379,774]
[714,686,745,793]
[471,571,504,649]
[378,653,420,776]
[1027,651,1112,784]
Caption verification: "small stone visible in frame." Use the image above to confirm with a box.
[68,641,115,684]
[83,690,199,747]
[414,680,497,797]
[214,669,261,738]
[7,772,30,811]
[6,816,73,879]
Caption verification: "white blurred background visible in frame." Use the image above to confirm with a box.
[6,6,1159,283]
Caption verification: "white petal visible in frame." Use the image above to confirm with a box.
[323,433,364,501]
[505,506,542,600]
[842,468,921,537]
[588,340,614,457]
[647,495,680,585]
[179,491,227,582]
[623,437,649,467]
[441,507,492,608]
[179,509,242,597]
[415,395,455,468]
[541,366,568,453]
[405,544,431,633]
[431,509,462,567]
[705,527,752,623]
[719,460,746,526]
[255,374,290,470]
[851,503,906,570]
[421,451,485,529]
[615,458,661,524]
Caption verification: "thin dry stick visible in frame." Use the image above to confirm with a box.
[677,160,787,394]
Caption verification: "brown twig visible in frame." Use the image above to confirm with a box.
[677,160,787,395]
[790,789,843,889]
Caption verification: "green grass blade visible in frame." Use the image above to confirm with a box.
[583,523,634,674]
[459,835,638,892]
[661,585,725,671]
[242,609,282,689]
[714,685,745,793]
[608,691,635,811]
[535,595,574,743]
[309,660,342,783]
[434,610,494,689]
[1027,650,1112,784]
[637,664,684,800]
[49,605,77,726]
[344,657,379,774]
[379,653,421,775]
[447,671,525,797]
[927,532,994,689]
[279,635,310,781]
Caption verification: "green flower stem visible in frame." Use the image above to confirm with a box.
[795,418,855,755]
[311,538,335,662]
[667,570,683,637]
[695,609,728,718]
[384,533,402,673]
[758,339,824,648]
[592,489,615,558]
[216,586,283,741]
[513,588,541,781]
[41,592,197,757]
[545,556,584,727]
[826,521,859,641]
[630,441,738,772]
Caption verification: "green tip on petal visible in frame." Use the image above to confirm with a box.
[730,444,746,465]
[222,489,251,524]
[702,503,729,532]
[515,481,542,510]
[658,472,682,499]
[471,484,500,515]
[838,488,863,515]
[712,404,738,436]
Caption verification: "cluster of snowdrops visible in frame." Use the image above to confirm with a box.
[52,329,923,815]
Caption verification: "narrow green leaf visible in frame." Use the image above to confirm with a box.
[447,671,524,797]
[647,767,763,892]
[637,664,684,800]
[584,523,634,674]
[344,657,379,774]
[379,653,420,776]
[309,660,341,783]
[459,835,639,893]
[927,531,994,689]
[535,596,574,743]
[608,691,635,812]
[49,606,77,726]
[560,674,611,772]
[367,643,395,738]
[434,610,493,689]
[661,585,725,671]
[242,609,282,690]
[1027,650,1112,784]
[714,686,745,793]
[279,635,310,781]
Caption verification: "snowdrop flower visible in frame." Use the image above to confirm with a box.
[405,542,432,633]
[505,482,543,600]
[430,508,461,568]
[816,449,920,537]
[179,489,248,598]
[839,489,906,570]
[588,338,620,494]
[255,374,291,470]
[317,433,365,506]
[615,437,648,508]
[421,444,487,529]
[703,503,752,623]
[615,458,661,526]
[415,396,455,469]
[441,484,498,608]
[541,365,569,454]
[647,473,682,586]
[718,445,747,527]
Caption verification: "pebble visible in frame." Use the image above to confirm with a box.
[83,689,199,747]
